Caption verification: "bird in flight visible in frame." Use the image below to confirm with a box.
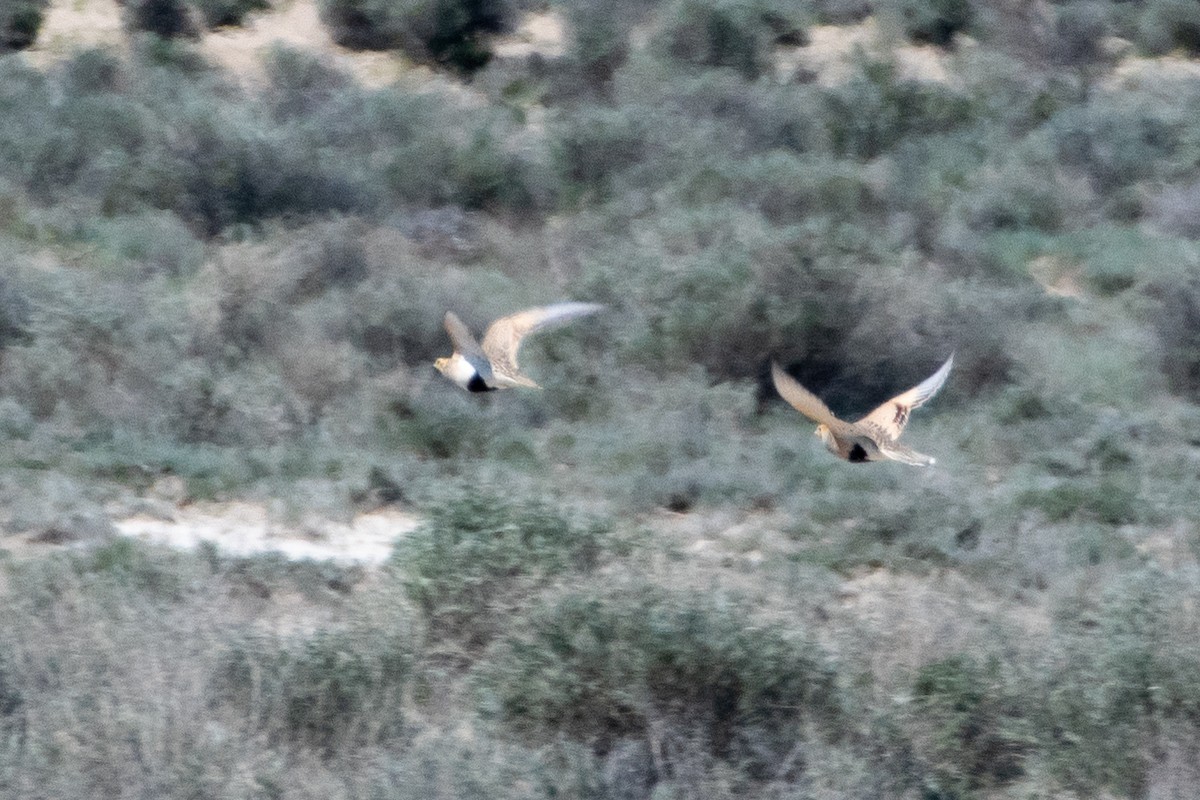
[770,354,954,466]
[435,302,605,392]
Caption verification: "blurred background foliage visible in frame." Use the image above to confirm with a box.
[2,0,1200,796]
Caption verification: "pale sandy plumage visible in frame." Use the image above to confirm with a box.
[771,354,954,466]
[435,302,604,391]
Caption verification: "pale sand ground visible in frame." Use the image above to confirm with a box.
[23,0,568,90]
[201,0,409,88]
[492,11,566,60]
[776,17,956,87]
[22,0,126,68]
[113,502,420,564]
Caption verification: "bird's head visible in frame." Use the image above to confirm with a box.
[433,357,450,375]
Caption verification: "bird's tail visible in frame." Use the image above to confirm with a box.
[878,443,936,467]
[495,372,543,390]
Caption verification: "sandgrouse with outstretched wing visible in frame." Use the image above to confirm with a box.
[435,302,604,392]
[770,354,954,466]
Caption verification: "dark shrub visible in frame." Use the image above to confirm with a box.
[319,0,516,73]
[1049,101,1183,194]
[655,0,808,79]
[62,47,125,93]
[0,273,31,348]
[822,59,976,160]
[478,581,841,775]
[125,0,199,38]
[263,45,352,121]
[1138,0,1200,56]
[192,0,268,28]
[1142,271,1200,401]
[1053,1,1112,67]
[0,0,49,51]
[171,114,370,236]
[560,0,633,93]
[893,0,973,47]
[0,652,21,720]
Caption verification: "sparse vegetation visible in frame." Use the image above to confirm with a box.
[2,0,1200,797]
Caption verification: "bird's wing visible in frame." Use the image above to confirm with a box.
[857,353,953,443]
[481,302,604,378]
[443,311,493,380]
[770,361,845,429]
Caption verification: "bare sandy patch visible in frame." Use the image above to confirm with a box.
[23,0,127,68]
[1104,52,1200,93]
[1133,520,1200,574]
[776,17,957,87]
[493,10,566,60]
[114,501,420,564]
[201,0,411,89]
[1028,254,1086,299]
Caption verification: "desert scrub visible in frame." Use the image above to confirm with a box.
[822,58,977,161]
[476,579,841,782]
[393,487,616,650]
[908,655,1032,797]
[653,0,809,79]
[1036,568,1200,795]
[1018,478,1140,526]
[217,627,413,751]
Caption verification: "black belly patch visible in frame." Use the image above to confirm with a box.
[848,443,869,463]
[467,374,494,393]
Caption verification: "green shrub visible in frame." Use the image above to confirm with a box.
[654,0,808,79]
[477,580,841,778]
[1039,571,1200,795]
[822,59,976,160]
[558,0,636,93]
[1137,0,1200,56]
[395,487,613,648]
[451,126,543,212]
[1048,98,1189,194]
[170,112,372,236]
[909,655,1030,796]
[1018,479,1140,526]
[550,106,647,203]
[263,45,353,121]
[219,628,412,750]
[69,537,189,601]
[0,0,49,51]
